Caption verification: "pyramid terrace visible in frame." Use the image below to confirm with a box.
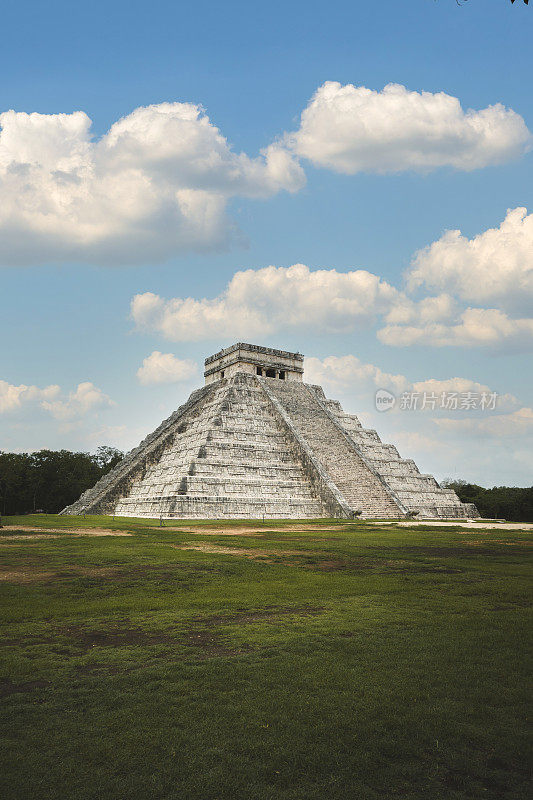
[62,343,478,520]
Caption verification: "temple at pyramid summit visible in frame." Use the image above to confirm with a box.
[62,343,478,520]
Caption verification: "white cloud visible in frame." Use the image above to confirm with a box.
[87,425,127,445]
[378,307,533,350]
[377,209,533,350]
[288,81,531,174]
[132,258,533,352]
[85,424,147,452]
[0,379,113,420]
[407,207,533,314]
[413,376,499,400]
[131,263,401,341]
[0,103,304,265]
[433,407,533,438]
[411,378,517,414]
[390,430,458,456]
[305,355,410,395]
[40,382,114,420]
[301,355,531,486]
[2,85,530,267]
[305,355,514,410]
[136,351,198,385]
[384,293,457,326]
[0,380,60,413]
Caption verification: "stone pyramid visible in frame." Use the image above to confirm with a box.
[62,343,478,520]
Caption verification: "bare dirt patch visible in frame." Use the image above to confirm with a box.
[0,561,222,585]
[74,663,123,676]
[0,563,219,584]
[0,569,57,583]
[173,543,324,559]
[1,527,132,537]
[55,623,246,660]
[0,678,50,697]
[308,559,353,571]
[5,607,324,665]
[57,624,178,649]
[462,539,532,547]
[60,607,323,659]
[155,524,347,535]
[383,521,533,531]
[180,629,248,658]
[393,545,521,558]
[0,534,62,542]
[192,605,323,626]
[0,566,119,584]
[304,557,391,572]
[303,557,463,574]
[172,544,474,573]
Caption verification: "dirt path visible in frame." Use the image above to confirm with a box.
[173,543,322,559]
[153,524,348,535]
[378,521,533,531]
[0,527,133,537]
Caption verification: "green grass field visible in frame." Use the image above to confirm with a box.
[1,515,531,800]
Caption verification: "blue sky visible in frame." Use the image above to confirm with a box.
[1,0,532,486]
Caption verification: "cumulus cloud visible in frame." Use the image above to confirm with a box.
[0,103,304,265]
[305,355,514,409]
[305,355,410,395]
[132,259,533,352]
[131,263,401,341]
[390,430,458,456]
[0,380,60,413]
[2,84,530,265]
[40,382,114,420]
[373,208,533,350]
[406,207,533,315]
[434,407,533,438]
[132,255,533,352]
[384,293,457,326]
[288,81,531,174]
[136,351,198,385]
[378,307,533,350]
[413,376,495,397]
[85,424,148,452]
[303,354,532,484]
[0,379,113,419]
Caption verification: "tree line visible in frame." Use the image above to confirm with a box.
[0,448,531,521]
[442,480,533,522]
[0,447,123,516]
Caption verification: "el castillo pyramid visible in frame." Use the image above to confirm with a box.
[62,343,478,520]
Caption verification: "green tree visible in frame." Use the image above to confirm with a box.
[93,445,124,471]
[442,480,533,522]
[0,447,124,515]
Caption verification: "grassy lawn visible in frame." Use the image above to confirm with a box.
[0,515,531,800]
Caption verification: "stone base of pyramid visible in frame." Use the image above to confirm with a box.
[62,348,477,520]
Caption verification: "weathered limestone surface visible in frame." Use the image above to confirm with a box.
[263,380,403,519]
[61,344,477,519]
[205,342,304,384]
[305,385,477,518]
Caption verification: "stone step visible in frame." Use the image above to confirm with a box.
[115,494,326,519]
[191,463,308,478]
[265,381,402,517]
[62,370,477,520]
[128,476,318,497]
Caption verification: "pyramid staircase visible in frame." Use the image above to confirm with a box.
[61,372,477,520]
